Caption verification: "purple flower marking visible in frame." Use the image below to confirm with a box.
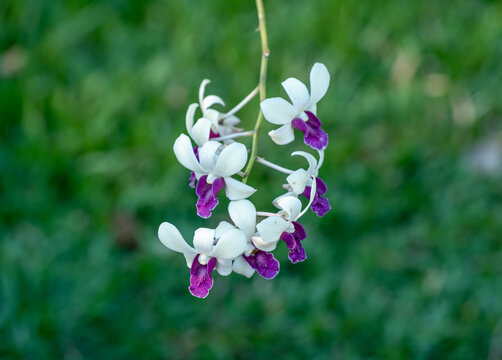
[280,221,307,263]
[301,177,331,217]
[189,255,217,298]
[291,111,328,150]
[209,129,220,139]
[189,146,199,188]
[189,172,196,188]
[195,175,225,218]
[244,250,280,279]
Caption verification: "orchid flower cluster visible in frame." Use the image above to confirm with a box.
[158,62,331,298]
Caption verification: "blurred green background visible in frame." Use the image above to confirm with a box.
[1,0,502,359]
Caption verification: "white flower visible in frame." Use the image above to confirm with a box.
[254,195,304,250]
[184,80,242,147]
[286,150,324,194]
[213,199,271,278]
[185,103,213,147]
[260,63,330,145]
[173,133,256,200]
[222,199,281,279]
[199,80,241,136]
[220,200,258,278]
[158,222,247,274]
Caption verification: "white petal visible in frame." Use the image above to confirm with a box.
[191,117,212,146]
[185,103,199,135]
[309,62,330,105]
[222,115,240,126]
[209,229,247,260]
[199,79,210,106]
[282,77,310,110]
[212,142,247,177]
[297,174,318,220]
[291,151,318,174]
[199,140,222,171]
[232,256,255,278]
[286,169,310,194]
[193,227,215,254]
[252,235,278,252]
[216,259,233,276]
[202,95,225,111]
[317,149,325,168]
[275,195,302,220]
[256,216,289,243]
[173,134,205,173]
[158,222,196,255]
[214,221,235,239]
[204,108,220,124]
[218,125,238,137]
[183,253,197,268]
[228,200,256,239]
[260,97,298,125]
[224,177,256,200]
[306,102,317,115]
[269,124,295,145]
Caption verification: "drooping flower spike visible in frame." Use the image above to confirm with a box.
[173,134,256,218]
[260,63,330,150]
[286,150,331,217]
[158,222,247,298]
[159,7,331,298]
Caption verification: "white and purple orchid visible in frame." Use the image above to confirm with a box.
[158,222,247,298]
[285,150,331,217]
[185,80,242,146]
[223,200,281,279]
[256,195,309,263]
[260,63,330,150]
[173,134,256,218]
[185,80,257,188]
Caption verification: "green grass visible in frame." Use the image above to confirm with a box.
[1,0,502,358]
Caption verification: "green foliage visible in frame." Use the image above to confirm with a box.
[1,0,502,358]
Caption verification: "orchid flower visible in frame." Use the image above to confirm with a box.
[255,195,310,263]
[184,103,217,148]
[173,134,256,218]
[185,80,252,187]
[285,150,331,217]
[185,80,242,147]
[260,63,330,150]
[158,222,247,298]
[215,200,280,279]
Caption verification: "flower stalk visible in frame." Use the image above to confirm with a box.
[211,130,255,142]
[243,0,269,183]
[220,86,259,120]
[256,156,294,174]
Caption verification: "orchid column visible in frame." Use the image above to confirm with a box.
[158,0,331,298]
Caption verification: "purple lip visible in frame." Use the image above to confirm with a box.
[195,175,225,218]
[291,111,328,150]
[244,250,280,279]
[189,255,217,298]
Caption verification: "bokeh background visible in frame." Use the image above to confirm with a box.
[2,0,502,359]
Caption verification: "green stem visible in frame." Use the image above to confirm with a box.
[243,0,269,183]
